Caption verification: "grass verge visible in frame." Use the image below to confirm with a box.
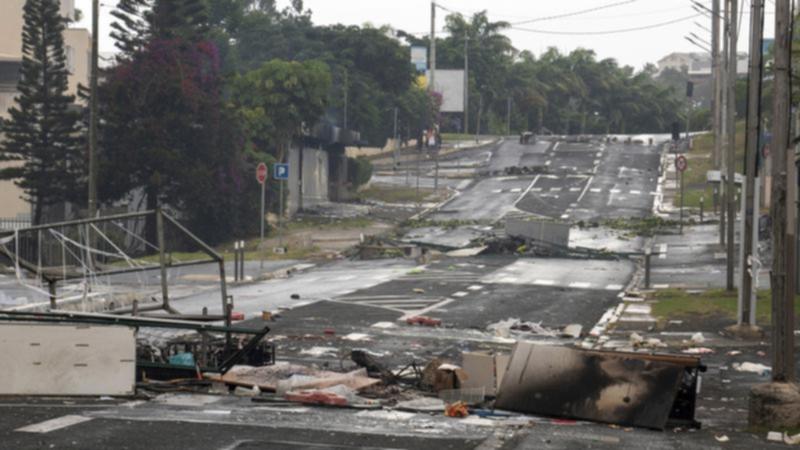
[651,288,800,326]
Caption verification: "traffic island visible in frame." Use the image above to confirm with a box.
[749,382,800,428]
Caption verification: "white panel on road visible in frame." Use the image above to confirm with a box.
[482,259,632,290]
[0,324,136,396]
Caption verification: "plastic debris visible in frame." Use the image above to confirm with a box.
[406,316,441,327]
[370,321,397,329]
[343,333,370,341]
[732,362,771,375]
[727,350,742,356]
[714,434,729,443]
[445,401,469,418]
[487,318,557,338]
[299,346,338,357]
[629,332,644,345]
[168,352,196,367]
[768,431,784,442]
[690,332,705,344]
[682,347,714,355]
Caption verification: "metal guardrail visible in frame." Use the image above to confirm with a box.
[0,217,31,230]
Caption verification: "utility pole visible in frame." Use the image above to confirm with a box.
[712,0,722,171]
[87,0,99,218]
[464,32,469,134]
[507,97,512,136]
[393,107,399,170]
[343,69,348,130]
[725,0,738,292]
[719,0,729,246]
[739,0,765,327]
[770,0,795,382]
[429,2,436,93]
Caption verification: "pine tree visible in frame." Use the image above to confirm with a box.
[0,0,84,225]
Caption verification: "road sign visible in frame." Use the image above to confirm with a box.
[675,155,688,172]
[256,162,267,184]
[274,163,289,180]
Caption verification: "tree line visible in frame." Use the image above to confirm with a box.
[0,0,707,240]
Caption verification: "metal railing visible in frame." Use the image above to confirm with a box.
[0,217,31,231]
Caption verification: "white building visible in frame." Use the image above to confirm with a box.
[0,0,90,222]
[657,52,748,77]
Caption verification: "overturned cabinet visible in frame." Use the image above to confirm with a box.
[0,323,136,396]
[495,343,706,430]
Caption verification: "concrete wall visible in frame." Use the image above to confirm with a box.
[0,161,30,219]
[0,0,76,58]
[64,28,91,99]
[286,145,332,217]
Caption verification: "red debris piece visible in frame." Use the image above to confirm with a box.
[284,390,349,407]
[323,328,336,336]
[445,401,469,418]
[405,316,442,327]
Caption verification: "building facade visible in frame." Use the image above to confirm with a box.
[0,0,90,222]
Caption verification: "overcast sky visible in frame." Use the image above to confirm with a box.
[74,0,778,70]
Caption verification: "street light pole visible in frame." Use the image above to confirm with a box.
[87,0,99,218]
[429,2,436,93]
[463,32,469,134]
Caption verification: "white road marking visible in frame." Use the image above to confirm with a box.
[553,142,561,151]
[629,190,641,195]
[499,276,518,283]
[609,188,621,194]
[590,188,602,193]
[593,160,600,166]
[652,284,670,289]
[467,285,484,291]
[510,188,522,193]
[605,284,624,291]
[334,275,356,282]
[492,189,503,194]
[545,160,552,166]
[569,187,581,192]
[530,187,542,192]
[452,291,469,297]
[659,243,668,259]
[576,176,595,203]
[16,415,93,433]
[560,214,570,219]
[595,152,602,157]
[569,281,592,289]
[550,187,562,192]
[533,279,555,286]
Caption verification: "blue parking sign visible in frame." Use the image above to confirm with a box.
[274,163,289,180]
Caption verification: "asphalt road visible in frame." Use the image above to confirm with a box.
[427,138,661,224]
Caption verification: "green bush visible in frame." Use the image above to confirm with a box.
[348,156,373,189]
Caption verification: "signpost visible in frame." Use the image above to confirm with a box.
[274,164,289,250]
[256,162,267,269]
[676,155,688,234]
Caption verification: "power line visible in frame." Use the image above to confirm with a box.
[435,0,640,26]
[509,14,700,36]
[511,0,638,25]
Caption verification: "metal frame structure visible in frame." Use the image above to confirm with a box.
[0,209,229,319]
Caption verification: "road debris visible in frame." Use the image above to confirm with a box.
[495,342,706,430]
[461,351,510,396]
[406,316,442,327]
[682,347,714,355]
[445,401,470,418]
[714,434,729,442]
[487,318,557,338]
[732,362,771,375]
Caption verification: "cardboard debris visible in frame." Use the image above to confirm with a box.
[205,363,379,393]
[495,342,704,430]
[461,351,510,397]
[561,324,583,338]
[421,359,467,392]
